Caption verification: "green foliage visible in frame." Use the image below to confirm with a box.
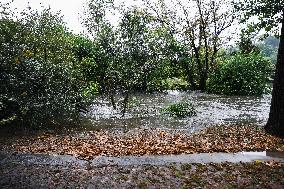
[236,0,284,37]
[257,36,279,64]
[146,78,169,92]
[115,8,159,91]
[82,0,238,96]
[0,7,89,128]
[83,2,175,113]
[83,81,99,97]
[161,102,197,118]
[238,30,260,54]
[147,78,189,91]
[166,78,189,90]
[72,35,96,62]
[206,53,274,95]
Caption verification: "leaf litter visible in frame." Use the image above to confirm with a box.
[1,125,284,160]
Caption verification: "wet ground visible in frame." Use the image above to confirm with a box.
[84,91,271,132]
[1,152,284,189]
[0,91,278,188]
[1,151,284,168]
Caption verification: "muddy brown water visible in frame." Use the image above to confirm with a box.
[83,91,271,133]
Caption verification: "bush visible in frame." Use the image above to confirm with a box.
[0,7,89,128]
[147,78,189,91]
[206,53,274,95]
[0,59,86,127]
[161,102,197,118]
[165,78,189,90]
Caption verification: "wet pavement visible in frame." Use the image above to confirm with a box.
[1,151,284,168]
[91,152,284,167]
[0,152,87,168]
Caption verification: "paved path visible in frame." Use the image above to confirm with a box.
[1,151,284,168]
[91,151,284,167]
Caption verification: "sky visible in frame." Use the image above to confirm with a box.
[2,0,149,34]
[1,0,241,45]
[2,0,86,33]
[3,0,271,45]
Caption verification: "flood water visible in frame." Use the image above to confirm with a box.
[84,91,271,133]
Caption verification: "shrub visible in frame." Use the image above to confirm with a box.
[161,102,197,118]
[147,78,189,92]
[166,78,189,90]
[206,53,274,95]
[0,7,89,128]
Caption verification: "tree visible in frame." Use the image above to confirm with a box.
[0,6,88,127]
[236,0,284,136]
[238,30,260,54]
[258,36,279,64]
[82,0,118,108]
[206,53,273,95]
[142,0,236,90]
[83,0,170,115]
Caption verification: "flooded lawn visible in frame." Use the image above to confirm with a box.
[84,91,271,132]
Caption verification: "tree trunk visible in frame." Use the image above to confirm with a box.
[198,71,207,91]
[110,94,116,110]
[265,12,284,136]
[121,92,129,117]
[184,55,197,89]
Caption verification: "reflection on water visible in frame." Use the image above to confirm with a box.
[83,91,271,132]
